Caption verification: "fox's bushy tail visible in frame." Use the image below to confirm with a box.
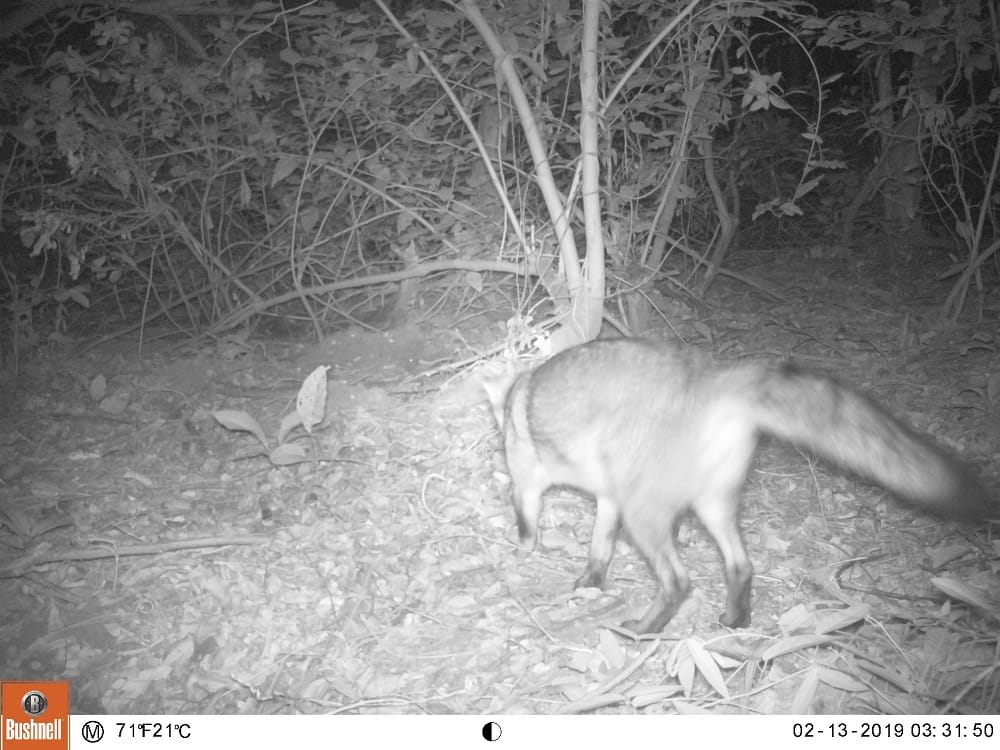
[750,363,990,520]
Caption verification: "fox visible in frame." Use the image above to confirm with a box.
[483,337,990,635]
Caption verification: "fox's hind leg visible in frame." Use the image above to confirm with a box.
[689,422,755,628]
[693,489,752,628]
[619,506,690,634]
[575,496,621,589]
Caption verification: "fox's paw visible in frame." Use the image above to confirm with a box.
[573,565,607,590]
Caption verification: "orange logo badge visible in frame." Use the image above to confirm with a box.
[1,681,70,750]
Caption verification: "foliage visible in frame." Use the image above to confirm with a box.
[211,365,331,467]
[0,1,833,344]
[1,0,994,358]
[803,0,999,318]
[0,5,492,346]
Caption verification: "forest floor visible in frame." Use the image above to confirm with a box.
[1,240,997,714]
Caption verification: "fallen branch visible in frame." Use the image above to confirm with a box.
[0,535,268,578]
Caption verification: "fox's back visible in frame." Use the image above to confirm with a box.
[514,340,760,507]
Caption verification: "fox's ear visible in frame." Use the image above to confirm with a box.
[481,373,517,427]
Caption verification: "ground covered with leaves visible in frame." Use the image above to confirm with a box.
[1,247,997,714]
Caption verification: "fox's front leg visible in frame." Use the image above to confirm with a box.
[575,496,621,589]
